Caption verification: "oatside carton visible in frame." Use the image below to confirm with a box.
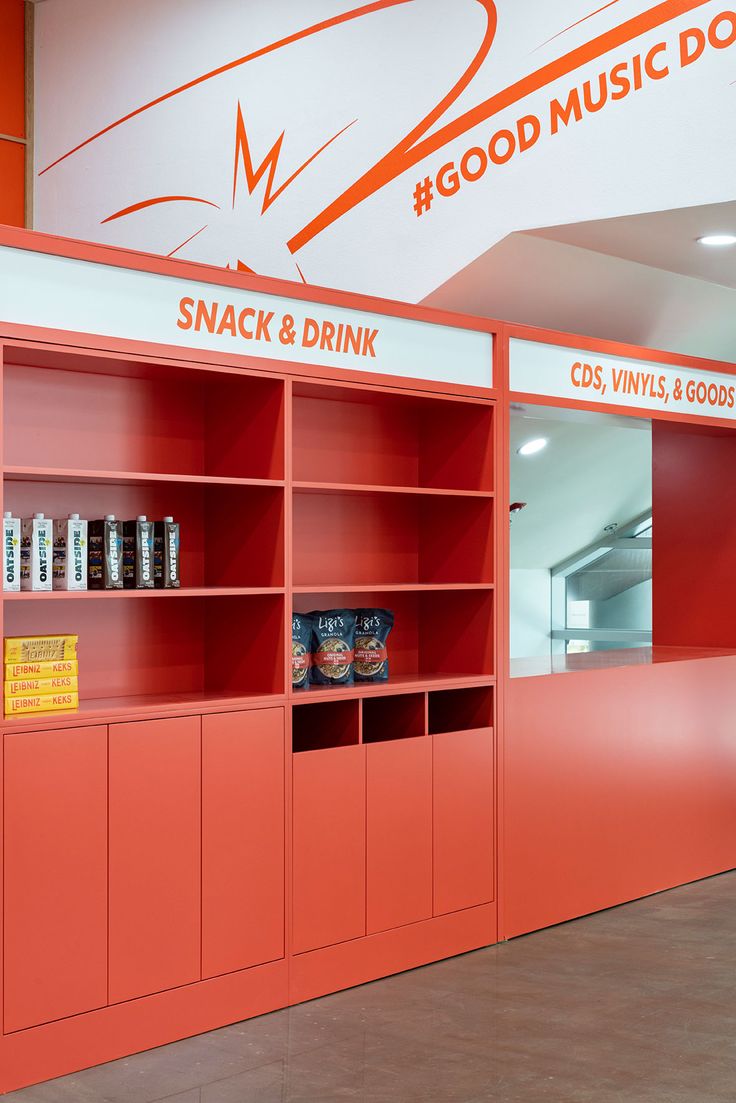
[3,512,20,592]
[53,514,88,591]
[88,515,123,589]
[154,517,180,588]
[21,514,53,591]
[123,516,155,588]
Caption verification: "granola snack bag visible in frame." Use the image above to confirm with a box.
[354,609,394,682]
[309,609,355,686]
[292,612,312,690]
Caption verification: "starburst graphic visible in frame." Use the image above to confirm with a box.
[101,101,355,280]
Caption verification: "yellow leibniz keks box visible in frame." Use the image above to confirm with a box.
[5,675,78,697]
[4,635,78,663]
[4,691,79,716]
[5,659,78,679]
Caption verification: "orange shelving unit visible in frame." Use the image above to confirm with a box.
[0,228,498,1093]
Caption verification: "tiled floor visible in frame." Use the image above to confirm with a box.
[7,872,736,1102]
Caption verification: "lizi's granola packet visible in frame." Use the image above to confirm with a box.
[309,609,355,686]
[292,612,312,690]
[354,609,394,683]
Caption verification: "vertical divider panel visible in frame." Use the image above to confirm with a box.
[284,379,294,981]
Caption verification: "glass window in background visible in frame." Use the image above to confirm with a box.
[510,405,652,667]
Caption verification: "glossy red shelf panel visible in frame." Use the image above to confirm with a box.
[1,690,286,733]
[4,466,284,488]
[293,481,493,499]
[291,673,496,705]
[3,587,284,601]
[292,583,494,594]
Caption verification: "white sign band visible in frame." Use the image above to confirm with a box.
[0,245,492,390]
[510,338,736,421]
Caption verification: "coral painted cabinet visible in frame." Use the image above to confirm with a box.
[202,708,285,977]
[292,745,366,954]
[3,726,108,1033]
[366,736,433,934]
[433,729,494,915]
[109,716,202,1003]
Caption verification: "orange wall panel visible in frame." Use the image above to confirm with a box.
[653,420,736,648]
[0,140,24,227]
[0,0,24,138]
[4,726,108,1033]
[202,708,285,978]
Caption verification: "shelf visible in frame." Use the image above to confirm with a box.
[292,383,492,492]
[1,690,286,733]
[291,673,496,704]
[292,583,494,594]
[293,481,493,499]
[3,587,284,601]
[3,467,284,488]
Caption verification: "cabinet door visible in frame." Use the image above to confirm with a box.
[202,708,285,978]
[366,737,432,934]
[4,725,108,1032]
[292,745,365,954]
[433,729,494,916]
[109,716,201,1002]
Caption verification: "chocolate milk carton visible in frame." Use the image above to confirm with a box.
[21,514,52,591]
[123,516,155,589]
[53,514,88,591]
[3,512,20,592]
[88,515,123,590]
[154,517,180,588]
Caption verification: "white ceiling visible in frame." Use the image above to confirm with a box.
[424,204,736,363]
[510,406,651,570]
[527,200,736,291]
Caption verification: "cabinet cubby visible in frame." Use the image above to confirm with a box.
[292,488,492,588]
[3,348,285,481]
[292,698,360,753]
[428,687,494,734]
[3,592,284,705]
[292,381,492,492]
[3,477,285,590]
[293,588,493,683]
[362,693,425,743]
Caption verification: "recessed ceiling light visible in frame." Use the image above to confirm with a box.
[517,437,548,456]
[697,234,736,246]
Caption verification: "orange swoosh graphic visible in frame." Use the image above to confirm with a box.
[101,195,220,224]
[536,1,623,52]
[38,0,411,177]
[288,0,712,254]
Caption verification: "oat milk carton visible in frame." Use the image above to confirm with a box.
[21,513,52,591]
[53,514,88,590]
[3,512,20,591]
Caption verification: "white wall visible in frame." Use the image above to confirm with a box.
[591,579,652,632]
[32,0,736,302]
[510,569,551,659]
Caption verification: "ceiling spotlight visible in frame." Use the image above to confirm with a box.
[517,437,548,456]
[697,234,736,246]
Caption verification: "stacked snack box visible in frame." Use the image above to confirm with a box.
[4,634,79,716]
